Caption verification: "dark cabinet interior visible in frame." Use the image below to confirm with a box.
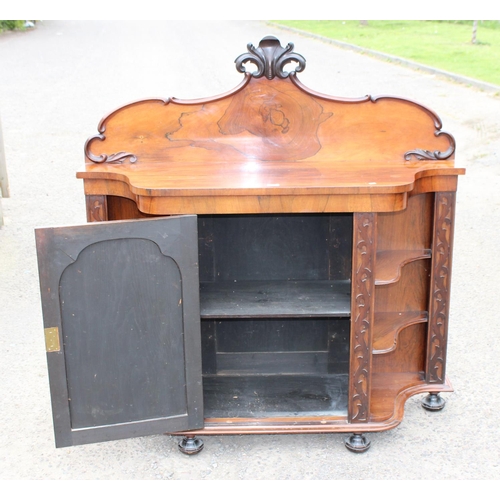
[197,213,352,418]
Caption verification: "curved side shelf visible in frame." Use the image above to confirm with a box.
[374,249,431,285]
[372,311,428,354]
[369,373,453,423]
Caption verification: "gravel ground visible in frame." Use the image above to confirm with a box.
[0,20,499,480]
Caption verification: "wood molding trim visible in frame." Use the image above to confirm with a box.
[426,192,456,383]
[349,212,376,422]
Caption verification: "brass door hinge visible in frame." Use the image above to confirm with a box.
[44,327,60,352]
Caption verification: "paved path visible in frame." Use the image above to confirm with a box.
[1,21,499,480]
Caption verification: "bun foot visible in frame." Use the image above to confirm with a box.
[345,433,371,453]
[422,392,446,412]
[178,436,204,455]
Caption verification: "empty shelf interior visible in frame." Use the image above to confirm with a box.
[200,280,351,318]
[203,374,348,418]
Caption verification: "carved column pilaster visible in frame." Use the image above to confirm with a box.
[86,195,108,223]
[426,192,456,383]
[349,213,376,423]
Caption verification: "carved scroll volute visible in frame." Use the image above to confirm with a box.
[235,36,306,79]
[349,213,376,423]
[84,130,138,165]
[426,192,456,383]
[404,130,456,161]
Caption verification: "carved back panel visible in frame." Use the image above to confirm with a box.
[84,37,455,167]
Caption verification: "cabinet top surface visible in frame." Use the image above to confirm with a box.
[79,36,464,200]
[78,159,461,197]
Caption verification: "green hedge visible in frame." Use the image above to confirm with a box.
[0,20,26,32]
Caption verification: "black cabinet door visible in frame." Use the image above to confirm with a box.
[35,216,203,447]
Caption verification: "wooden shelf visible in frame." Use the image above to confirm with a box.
[200,280,350,318]
[375,249,431,285]
[373,311,428,354]
[203,374,348,418]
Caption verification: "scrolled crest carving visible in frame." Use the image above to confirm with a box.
[404,131,456,161]
[235,36,306,80]
[84,130,137,165]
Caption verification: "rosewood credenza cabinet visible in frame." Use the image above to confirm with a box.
[35,37,465,453]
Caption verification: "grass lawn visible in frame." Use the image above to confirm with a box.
[272,21,500,86]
